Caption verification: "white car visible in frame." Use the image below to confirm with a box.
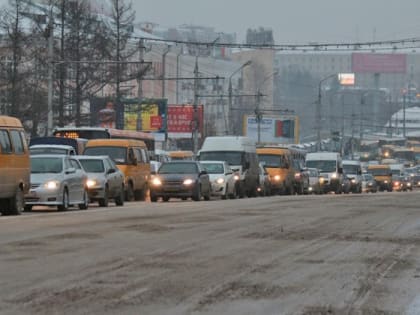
[25,155,88,211]
[200,161,237,199]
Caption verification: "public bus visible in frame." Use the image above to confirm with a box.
[53,127,155,151]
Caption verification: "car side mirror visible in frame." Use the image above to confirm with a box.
[338,167,343,174]
[199,170,207,176]
[107,168,116,174]
[66,167,76,174]
[244,162,250,169]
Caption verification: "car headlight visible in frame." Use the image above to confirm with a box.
[151,177,162,186]
[233,174,240,181]
[216,178,224,184]
[407,183,412,186]
[351,179,356,183]
[319,177,325,184]
[274,175,281,181]
[86,179,97,188]
[331,173,338,179]
[183,179,194,185]
[44,180,59,190]
[384,180,388,184]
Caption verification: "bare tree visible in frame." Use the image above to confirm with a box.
[107,0,135,129]
[0,0,30,118]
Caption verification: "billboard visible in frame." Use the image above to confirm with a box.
[352,53,407,74]
[243,115,299,144]
[167,105,204,133]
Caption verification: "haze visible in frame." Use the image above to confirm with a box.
[134,0,420,43]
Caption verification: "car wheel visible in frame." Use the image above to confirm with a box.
[150,194,158,202]
[221,185,228,200]
[181,197,188,201]
[162,196,170,202]
[58,189,69,211]
[99,187,109,207]
[125,183,134,201]
[10,187,24,215]
[115,185,125,206]
[229,185,237,199]
[24,205,33,212]
[78,189,89,210]
[193,185,201,201]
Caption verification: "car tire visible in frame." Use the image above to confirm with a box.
[24,205,32,212]
[58,189,69,211]
[162,196,170,202]
[99,187,109,207]
[125,183,134,201]
[193,185,201,201]
[115,185,125,206]
[10,187,24,215]
[150,193,158,202]
[134,186,147,201]
[229,185,237,199]
[221,185,228,200]
[78,189,89,210]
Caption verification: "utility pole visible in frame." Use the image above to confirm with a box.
[256,90,262,144]
[137,38,144,101]
[176,47,182,105]
[46,5,54,136]
[192,57,199,157]
[161,45,170,98]
[403,92,406,138]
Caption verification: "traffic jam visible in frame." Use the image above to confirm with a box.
[1,115,419,216]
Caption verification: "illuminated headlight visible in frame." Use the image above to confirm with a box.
[274,175,281,181]
[417,181,420,185]
[233,175,240,181]
[294,173,301,179]
[393,181,400,186]
[44,180,59,190]
[407,183,412,187]
[308,187,313,191]
[319,177,325,184]
[183,179,194,186]
[384,180,388,184]
[86,179,97,188]
[216,178,225,184]
[351,179,356,184]
[331,173,338,179]
[151,177,162,186]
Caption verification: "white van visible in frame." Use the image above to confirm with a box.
[343,160,363,193]
[198,136,259,198]
[306,152,344,193]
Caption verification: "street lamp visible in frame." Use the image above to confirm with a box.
[317,74,337,151]
[228,60,252,134]
[256,70,278,144]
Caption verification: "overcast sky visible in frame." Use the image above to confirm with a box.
[1,0,419,44]
[133,0,420,44]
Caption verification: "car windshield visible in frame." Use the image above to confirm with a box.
[258,154,287,168]
[159,163,198,174]
[199,151,243,166]
[368,168,390,176]
[30,148,70,155]
[78,159,105,173]
[31,157,63,174]
[201,163,224,174]
[84,146,127,164]
[308,169,319,177]
[363,174,373,181]
[306,160,336,172]
[343,164,360,174]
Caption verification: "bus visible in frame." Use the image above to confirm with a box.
[53,127,155,151]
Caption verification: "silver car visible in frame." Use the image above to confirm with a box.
[75,155,125,207]
[25,155,88,211]
[200,160,238,199]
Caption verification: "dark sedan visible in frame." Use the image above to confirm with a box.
[150,161,211,202]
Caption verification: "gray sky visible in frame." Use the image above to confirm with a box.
[133,0,420,44]
[1,0,419,44]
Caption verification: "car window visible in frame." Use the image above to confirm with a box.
[201,163,224,174]
[10,130,24,154]
[31,157,63,173]
[78,159,105,173]
[0,130,12,154]
[70,159,82,170]
[159,163,198,174]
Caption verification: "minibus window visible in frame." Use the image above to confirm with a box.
[0,130,12,154]
[10,130,24,154]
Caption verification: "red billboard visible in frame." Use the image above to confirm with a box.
[352,53,406,74]
[167,105,204,133]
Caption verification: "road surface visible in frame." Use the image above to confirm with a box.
[1,192,420,315]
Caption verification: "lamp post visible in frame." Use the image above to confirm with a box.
[228,60,252,134]
[317,74,337,151]
[256,70,278,144]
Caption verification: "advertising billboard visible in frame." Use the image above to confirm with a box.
[352,53,407,74]
[243,115,299,144]
[167,105,204,133]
